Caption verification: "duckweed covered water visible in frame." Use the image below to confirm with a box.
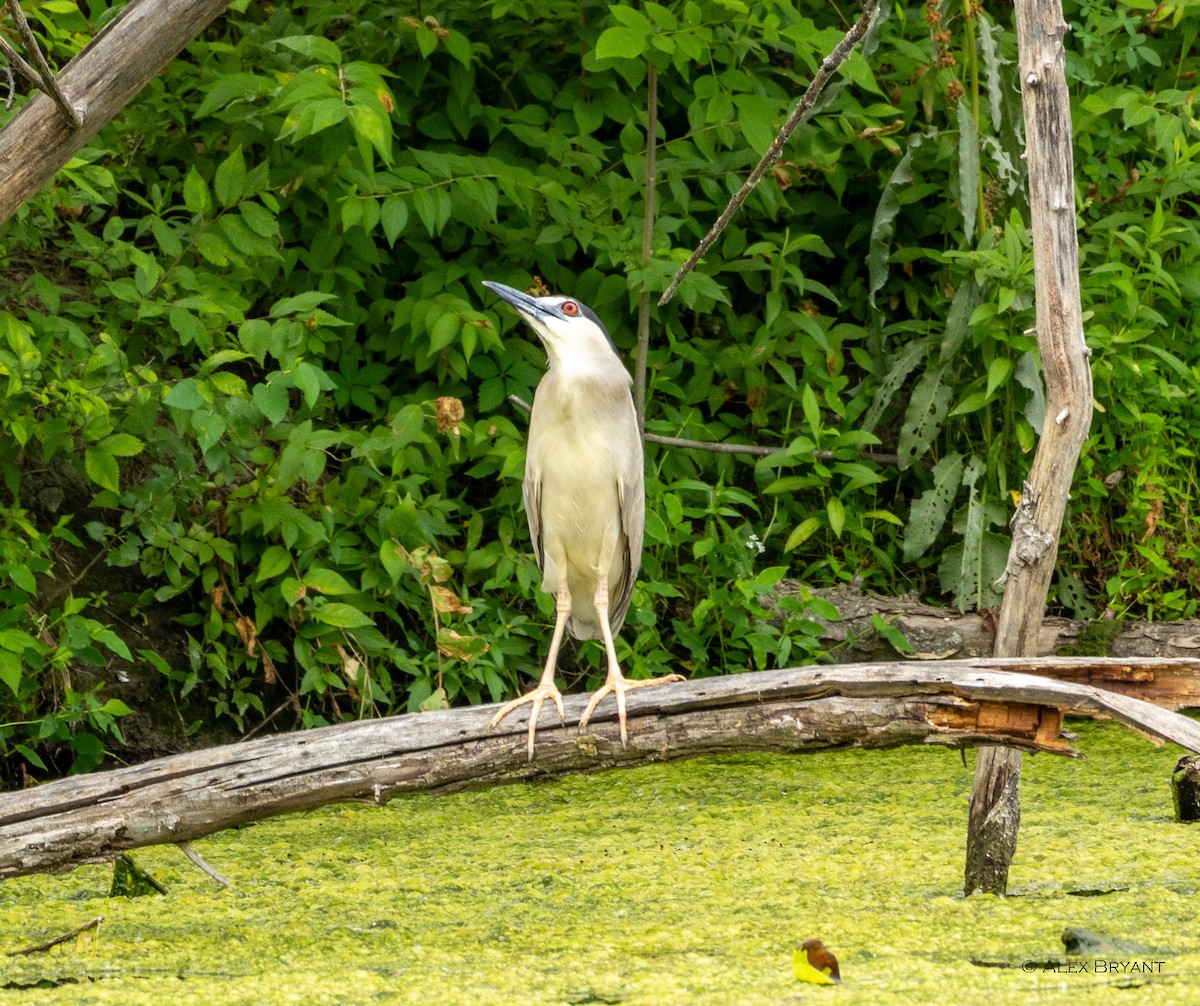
[1,720,1196,1005]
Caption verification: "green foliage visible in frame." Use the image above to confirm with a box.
[1,0,1199,771]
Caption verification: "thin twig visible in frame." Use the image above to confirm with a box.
[645,431,902,466]
[2,64,12,110]
[634,62,658,432]
[0,34,40,89]
[4,0,82,128]
[658,0,882,307]
[8,915,104,956]
[507,395,903,465]
[177,841,231,887]
[240,693,301,741]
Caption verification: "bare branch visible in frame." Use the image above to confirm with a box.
[634,62,658,431]
[8,915,104,956]
[658,0,882,306]
[177,841,231,887]
[507,396,903,464]
[4,0,82,127]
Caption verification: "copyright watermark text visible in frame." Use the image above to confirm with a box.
[1022,959,1166,975]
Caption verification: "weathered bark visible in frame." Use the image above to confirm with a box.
[3,661,1199,881]
[0,0,232,224]
[966,0,1093,896]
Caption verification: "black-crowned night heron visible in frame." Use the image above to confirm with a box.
[482,280,682,758]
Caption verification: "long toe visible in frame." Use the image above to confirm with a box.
[579,672,684,747]
[488,683,566,760]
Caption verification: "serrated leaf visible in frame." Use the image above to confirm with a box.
[183,166,211,218]
[101,433,144,457]
[253,381,290,424]
[269,291,336,317]
[85,446,120,492]
[164,378,206,410]
[214,146,248,207]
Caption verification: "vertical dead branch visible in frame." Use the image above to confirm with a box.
[634,62,658,431]
[965,0,1093,895]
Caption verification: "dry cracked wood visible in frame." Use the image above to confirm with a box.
[2,660,1198,881]
[0,0,232,223]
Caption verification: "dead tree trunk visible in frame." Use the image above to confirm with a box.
[965,0,1093,895]
[0,0,231,224]
[3,661,1198,881]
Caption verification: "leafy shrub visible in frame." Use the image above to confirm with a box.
[1,0,1199,773]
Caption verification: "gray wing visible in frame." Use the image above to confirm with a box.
[607,405,644,634]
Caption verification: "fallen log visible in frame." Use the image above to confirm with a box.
[3,660,1199,881]
[0,0,232,223]
[782,584,1200,710]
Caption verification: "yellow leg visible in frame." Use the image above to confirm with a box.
[488,583,569,760]
[578,574,683,746]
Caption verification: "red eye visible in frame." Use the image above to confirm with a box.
[561,301,579,316]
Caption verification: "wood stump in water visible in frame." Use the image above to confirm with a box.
[1172,755,1200,823]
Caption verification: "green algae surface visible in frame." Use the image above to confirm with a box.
[1,720,1196,1005]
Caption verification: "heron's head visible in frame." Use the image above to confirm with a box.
[483,280,619,371]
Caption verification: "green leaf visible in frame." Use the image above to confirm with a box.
[733,93,777,154]
[801,385,821,437]
[253,380,289,424]
[871,613,914,655]
[273,34,342,64]
[957,96,980,244]
[948,390,989,418]
[381,197,408,246]
[293,361,324,408]
[898,367,952,470]
[0,650,21,695]
[85,446,120,492]
[101,433,145,457]
[311,603,373,628]
[269,291,337,317]
[784,516,821,551]
[8,566,36,594]
[903,452,964,562]
[985,357,1013,398]
[213,146,248,207]
[826,497,845,537]
[595,26,648,60]
[183,166,211,218]
[304,568,356,595]
[164,378,207,410]
[257,546,292,582]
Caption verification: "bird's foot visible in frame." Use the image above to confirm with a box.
[578,672,684,747]
[488,682,565,761]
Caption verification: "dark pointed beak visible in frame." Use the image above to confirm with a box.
[482,280,549,322]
